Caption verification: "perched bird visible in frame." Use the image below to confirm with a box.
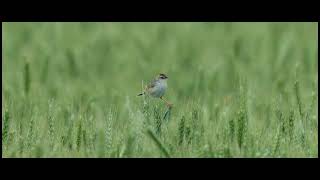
[138,73,173,107]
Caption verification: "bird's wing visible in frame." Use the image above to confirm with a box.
[146,79,157,89]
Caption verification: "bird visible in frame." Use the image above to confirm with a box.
[138,73,173,107]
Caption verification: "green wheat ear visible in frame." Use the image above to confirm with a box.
[26,113,35,149]
[237,77,248,151]
[228,118,235,143]
[178,116,186,145]
[288,110,295,143]
[153,106,162,135]
[2,108,10,145]
[76,121,82,151]
[163,107,171,121]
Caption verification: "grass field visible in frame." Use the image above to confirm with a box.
[2,22,318,158]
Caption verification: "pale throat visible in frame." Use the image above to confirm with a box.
[158,79,167,87]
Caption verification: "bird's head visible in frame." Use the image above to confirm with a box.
[158,73,168,80]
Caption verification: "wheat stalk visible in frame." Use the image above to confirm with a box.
[146,128,171,158]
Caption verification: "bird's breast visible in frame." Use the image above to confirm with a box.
[149,81,167,98]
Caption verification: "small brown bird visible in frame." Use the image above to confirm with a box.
[138,73,173,107]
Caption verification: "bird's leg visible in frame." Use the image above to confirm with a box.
[160,96,173,108]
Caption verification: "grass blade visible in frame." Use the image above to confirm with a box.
[146,128,171,158]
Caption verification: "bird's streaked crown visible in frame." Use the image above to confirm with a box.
[159,73,168,79]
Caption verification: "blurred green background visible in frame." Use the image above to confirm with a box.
[2,22,318,157]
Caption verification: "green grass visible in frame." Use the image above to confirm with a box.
[2,22,318,158]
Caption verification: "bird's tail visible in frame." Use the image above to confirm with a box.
[137,92,145,96]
